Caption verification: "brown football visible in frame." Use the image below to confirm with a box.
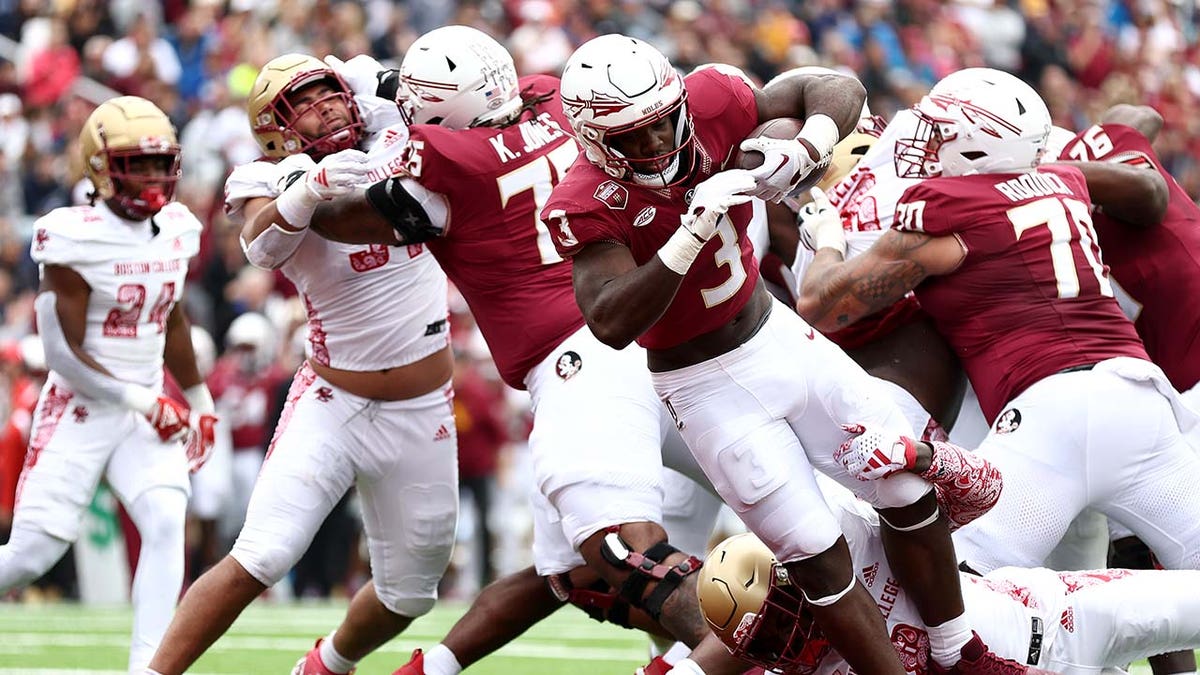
[732,117,829,195]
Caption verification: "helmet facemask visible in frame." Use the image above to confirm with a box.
[591,92,696,188]
[105,150,181,220]
[253,72,364,160]
[894,99,957,179]
[727,565,832,675]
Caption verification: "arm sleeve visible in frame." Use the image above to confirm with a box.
[920,440,1004,531]
[364,176,449,244]
[35,292,155,411]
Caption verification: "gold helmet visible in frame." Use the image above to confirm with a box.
[248,53,363,159]
[697,534,832,674]
[80,96,180,219]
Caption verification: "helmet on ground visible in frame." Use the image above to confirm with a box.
[697,533,831,674]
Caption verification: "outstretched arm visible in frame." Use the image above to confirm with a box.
[795,229,964,333]
[310,176,449,246]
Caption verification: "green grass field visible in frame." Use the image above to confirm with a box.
[0,600,1170,674]
[0,600,648,674]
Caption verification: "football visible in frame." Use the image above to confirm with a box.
[732,117,829,195]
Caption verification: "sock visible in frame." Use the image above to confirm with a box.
[319,632,358,674]
[422,644,463,675]
[662,641,691,666]
[670,658,707,675]
[927,613,973,668]
[127,487,188,672]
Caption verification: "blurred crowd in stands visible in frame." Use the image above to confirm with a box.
[0,0,1197,601]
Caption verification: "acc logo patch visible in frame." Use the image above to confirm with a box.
[555,350,583,380]
[633,206,656,228]
[994,408,1021,434]
[594,180,628,210]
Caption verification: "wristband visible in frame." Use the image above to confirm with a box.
[121,384,158,416]
[183,384,215,415]
[656,226,707,275]
[274,179,320,230]
[796,114,840,161]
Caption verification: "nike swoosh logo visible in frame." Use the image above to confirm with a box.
[805,327,815,340]
[764,156,789,180]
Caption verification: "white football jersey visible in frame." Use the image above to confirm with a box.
[30,201,201,389]
[813,476,1065,674]
[793,111,923,287]
[225,123,449,372]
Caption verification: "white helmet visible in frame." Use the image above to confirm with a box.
[397,25,521,129]
[560,34,693,186]
[895,68,1051,178]
[225,312,277,372]
[1043,125,1077,161]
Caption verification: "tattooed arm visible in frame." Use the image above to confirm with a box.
[794,229,966,332]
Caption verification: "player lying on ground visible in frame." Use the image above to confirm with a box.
[698,428,1200,675]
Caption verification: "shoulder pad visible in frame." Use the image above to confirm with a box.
[225,158,313,223]
[154,202,204,257]
[30,206,110,265]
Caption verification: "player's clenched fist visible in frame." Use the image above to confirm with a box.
[834,423,919,481]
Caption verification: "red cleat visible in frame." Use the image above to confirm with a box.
[932,632,1058,675]
[392,649,426,675]
[291,639,355,675]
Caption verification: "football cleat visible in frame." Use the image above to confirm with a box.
[291,638,354,675]
[391,649,426,675]
[931,632,1058,675]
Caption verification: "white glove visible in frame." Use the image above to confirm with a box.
[183,385,218,473]
[681,169,757,240]
[739,135,825,203]
[323,54,386,98]
[834,424,919,481]
[275,148,371,227]
[798,187,846,255]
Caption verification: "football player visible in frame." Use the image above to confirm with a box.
[298,26,727,674]
[795,69,1200,577]
[699,436,1200,675]
[147,54,458,675]
[1053,103,1200,675]
[0,96,216,672]
[543,35,1034,675]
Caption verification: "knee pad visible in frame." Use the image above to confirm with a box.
[599,528,702,622]
[546,572,634,628]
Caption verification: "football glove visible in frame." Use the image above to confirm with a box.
[834,423,919,481]
[681,169,757,241]
[798,187,846,255]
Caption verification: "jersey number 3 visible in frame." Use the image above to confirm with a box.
[104,282,176,338]
[1008,197,1113,299]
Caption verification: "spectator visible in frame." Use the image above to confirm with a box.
[101,12,182,94]
[21,18,79,110]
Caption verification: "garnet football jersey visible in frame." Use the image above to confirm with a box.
[893,164,1147,423]
[543,68,761,350]
[1058,123,1200,391]
[408,74,586,389]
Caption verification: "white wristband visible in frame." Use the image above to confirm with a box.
[796,113,840,161]
[656,226,707,276]
[669,658,708,675]
[183,384,215,415]
[274,179,320,230]
[121,384,158,416]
